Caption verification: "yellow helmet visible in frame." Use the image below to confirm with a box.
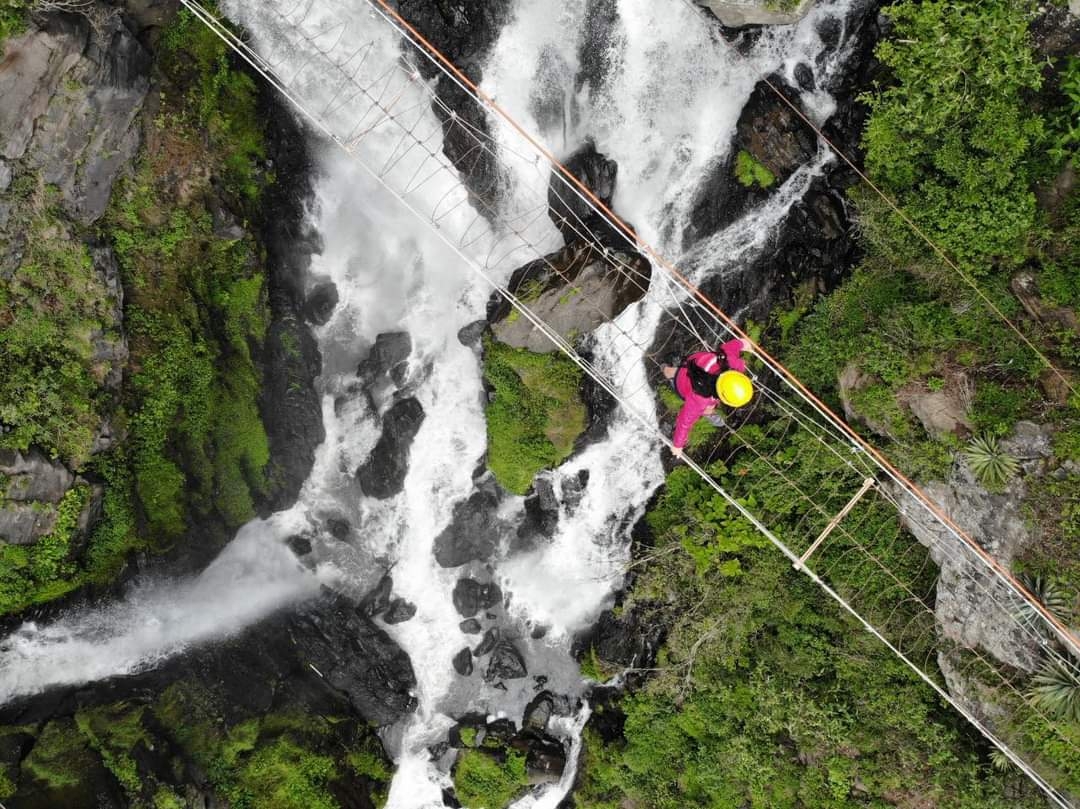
[716,370,753,408]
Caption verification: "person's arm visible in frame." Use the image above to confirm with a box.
[719,338,751,372]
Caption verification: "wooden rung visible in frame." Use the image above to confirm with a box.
[795,477,876,569]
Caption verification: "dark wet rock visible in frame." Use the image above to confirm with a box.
[457,319,487,348]
[581,685,627,744]
[326,517,351,540]
[360,573,393,618]
[486,717,518,741]
[794,61,815,91]
[452,647,474,677]
[289,594,418,725]
[392,0,512,209]
[357,331,412,381]
[303,281,339,326]
[687,76,817,242]
[258,75,325,517]
[2,14,151,224]
[516,476,560,550]
[531,625,549,640]
[516,730,567,784]
[524,692,553,733]
[547,140,620,246]
[459,618,482,634]
[434,478,504,567]
[285,535,313,556]
[561,469,590,513]
[356,397,426,499]
[383,598,417,624]
[485,641,528,681]
[487,238,650,354]
[474,628,500,657]
[452,578,503,618]
[573,605,666,671]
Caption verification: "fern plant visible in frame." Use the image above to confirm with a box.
[988,747,1013,772]
[963,434,1019,488]
[1028,656,1080,723]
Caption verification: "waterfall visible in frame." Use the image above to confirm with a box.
[0,0,861,806]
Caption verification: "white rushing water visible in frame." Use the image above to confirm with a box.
[0,0,860,805]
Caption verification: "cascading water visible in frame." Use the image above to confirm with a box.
[0,0,863,805]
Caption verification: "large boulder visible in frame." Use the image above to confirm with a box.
[687,76,818,241]
[547,141,622,247]
[356,397,426,499]
[487,239,650,353]
[2,14,151,224]
[890,421,1058,677]
[452,578,503,618]
[433,477,504,567]
[484,640,528,681]
[357,331,412,382]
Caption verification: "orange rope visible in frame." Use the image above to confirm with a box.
[367,0,1080,655]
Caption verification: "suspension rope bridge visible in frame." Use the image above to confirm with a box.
[183,0,1079,804]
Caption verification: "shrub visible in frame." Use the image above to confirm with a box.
[1028,657,1080,723]
[734,150,776,189]
[453,749,528,809]
[963,434,1020,489]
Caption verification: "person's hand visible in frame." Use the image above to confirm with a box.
[672,446,684,461]
[739,338,753,353]
[703,404,716,415]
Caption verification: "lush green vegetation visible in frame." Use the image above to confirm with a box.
[0,0,28,43]
[734,149,776,189]
[483,336,586,494]
[0,7,277,617]
[862,0,1043,272]
[3,684,392,807]
[453,749,529,809]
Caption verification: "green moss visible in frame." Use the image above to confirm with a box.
[453,749,529,809]
[154,787,186,809]
[483,337,586,494]
[457,727,478,749]
[22,719,96,790]
[75,704,149,796]
[734,150,776,189]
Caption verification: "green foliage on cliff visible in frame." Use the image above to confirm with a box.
[862,0,1043,273]
[453,749,528,809]
[0,205,118,467]
[104,8,274,541]
[0,0,28,43]
[576,429,1050,808]
[483,337,586,494]
[0,483,90,614]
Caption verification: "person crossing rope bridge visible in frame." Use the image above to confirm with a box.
[663,338,754,458]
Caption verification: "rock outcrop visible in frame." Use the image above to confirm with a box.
[891,422,1058,681]
[695,0,815,28]
[356,397,426,499]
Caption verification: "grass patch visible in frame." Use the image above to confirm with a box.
[734,149,776,189]
[483,337,586,494]
[453,749,528,809]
